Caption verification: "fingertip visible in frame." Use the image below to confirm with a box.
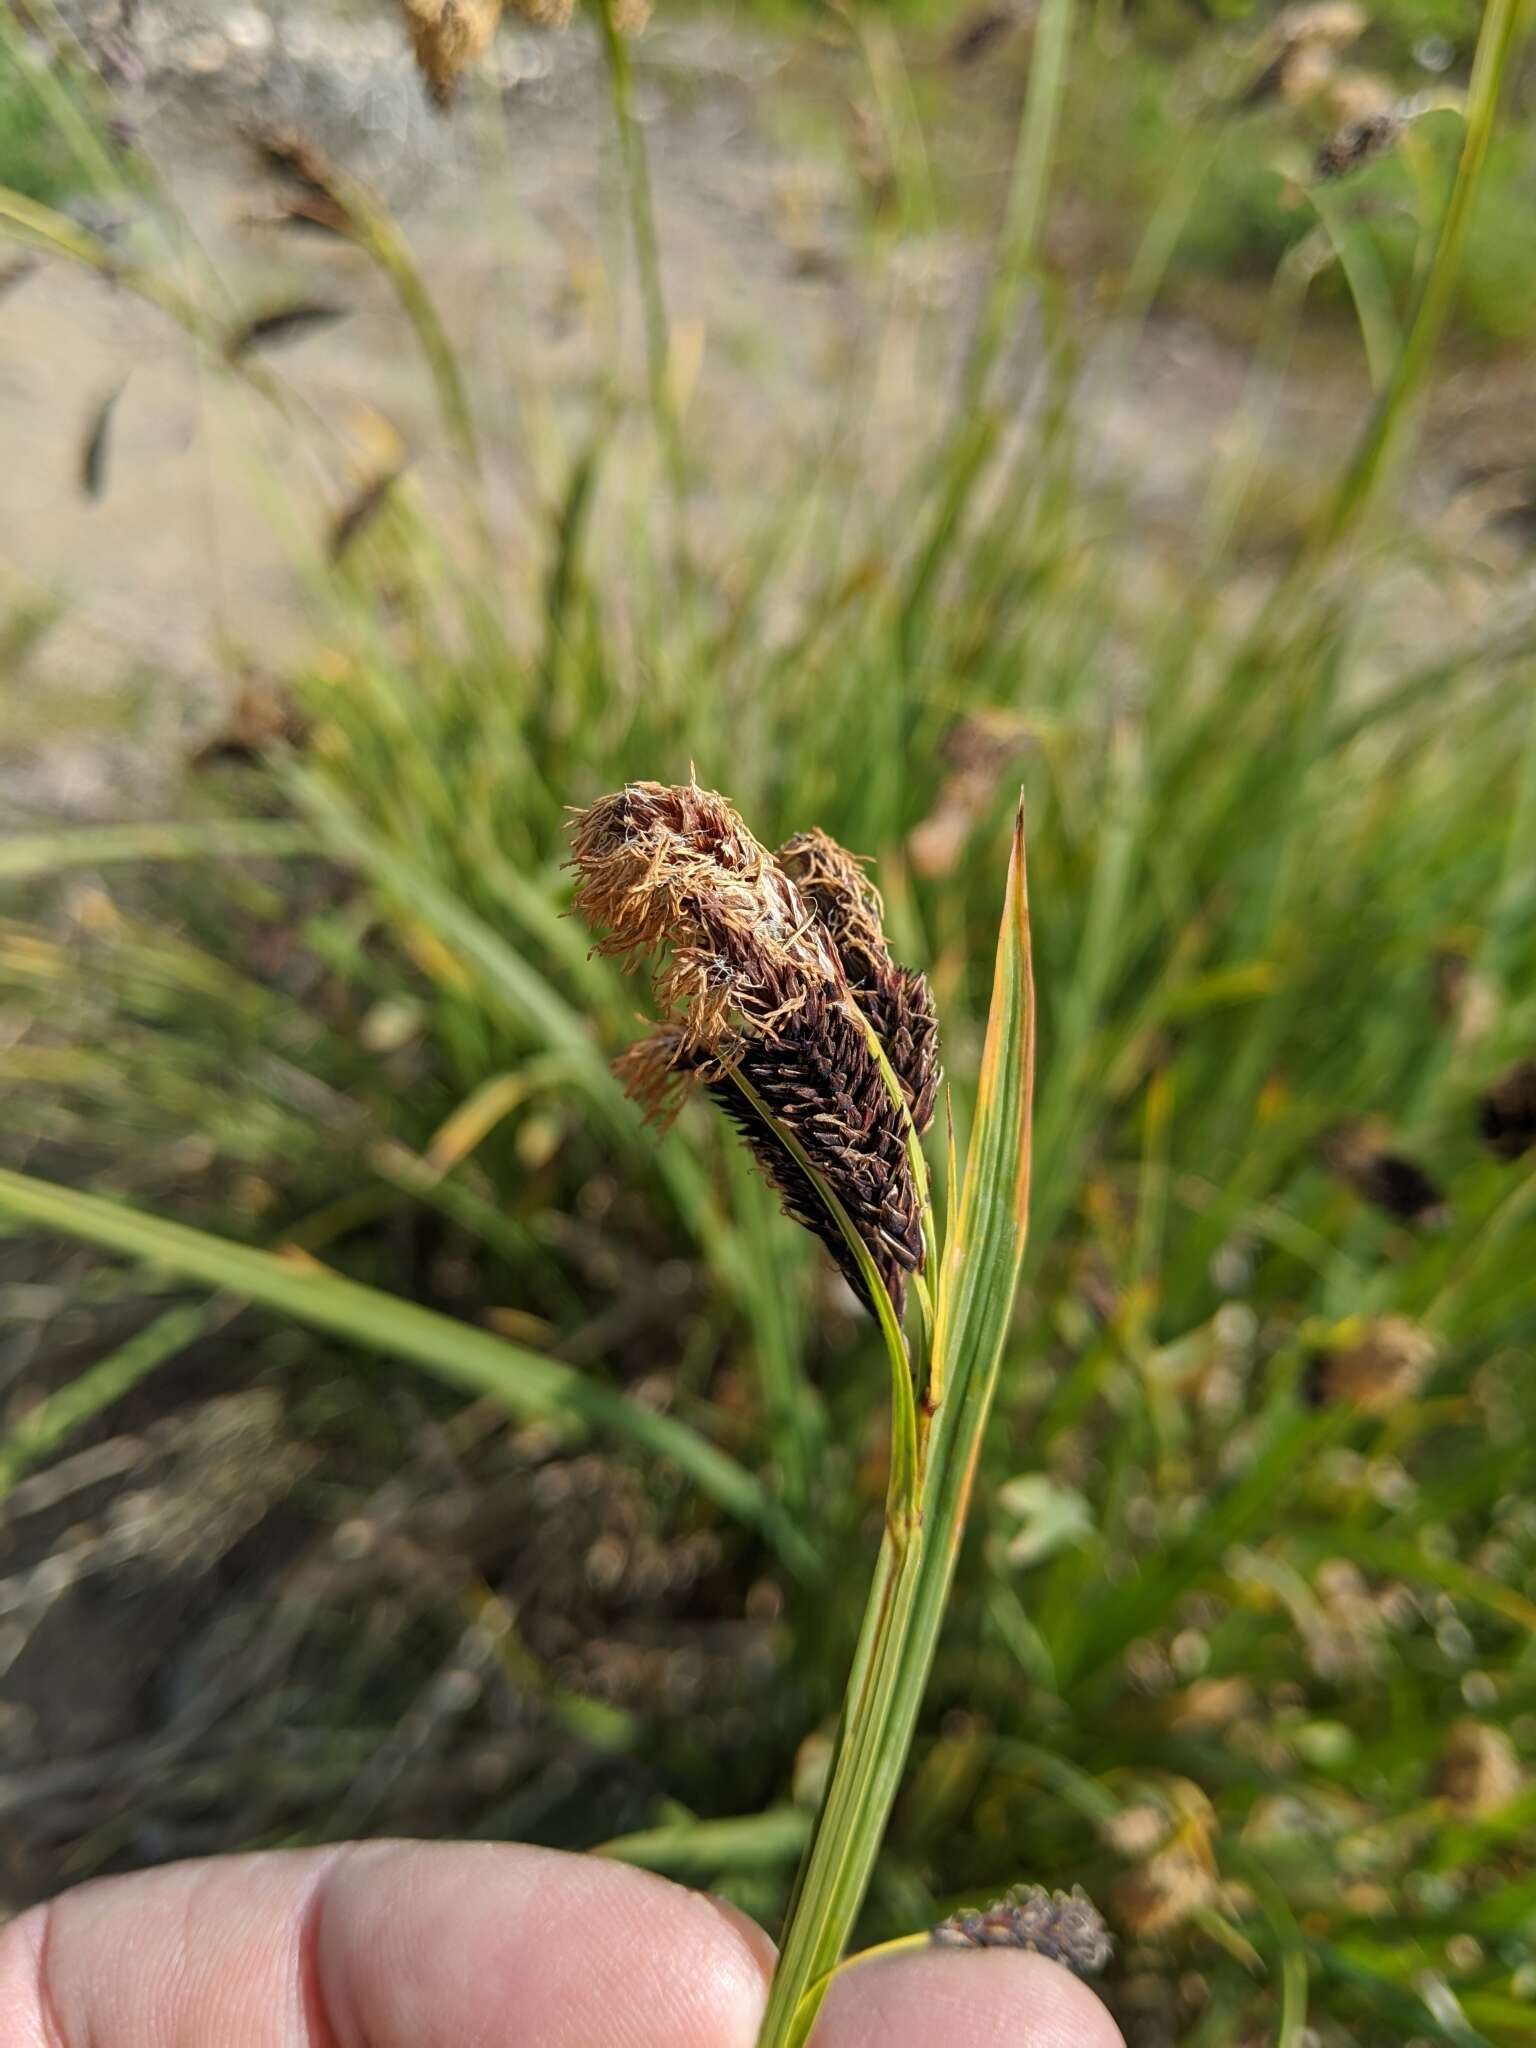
[315,1840,775,2048]
[810,1948,1126,2048]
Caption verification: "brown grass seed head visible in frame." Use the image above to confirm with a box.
[777,828,941,1137]
[1479,1057,1536,1162]
[569,783,934,1317]
[401,0,504,105]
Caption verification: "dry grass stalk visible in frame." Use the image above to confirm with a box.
[569,782,936,1316]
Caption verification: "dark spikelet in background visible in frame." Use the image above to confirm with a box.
[931,1886,1112,1978]
[1315,108,1404,179]
[244,125,355,238]
[247,124,343,203]
[330,470,402,561]
[79,381,126,501]
[947,5,1018,65]
[227,302,348,361]
[1478,1058,1536,1162]
[777,828,940,1137]
[1322,1123,1450,1228]
[569,783,930,1317]
[0,255,38,303]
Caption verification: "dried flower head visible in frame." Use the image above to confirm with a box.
[1478,1058,1536,1162]
[569,783,934,1317]
[1273,0,1369,48]
[1315,106,1404,178]
[1239,0,1365,106]
[1438,1719,1524,1818]
[510,0,578,27]
[401,0,502,106]
[1109,1842,1217,1940]
[1306,1314,1437,1414]
[931,1885,1112,1978]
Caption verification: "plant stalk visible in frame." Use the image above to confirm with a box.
[757,814,1036,2048]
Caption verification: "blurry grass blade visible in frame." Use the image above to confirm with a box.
[0,255,38,302]
[0,1167,817,1576]
[596,1807,812,1877]
[294,784,597,1070]
[1310,0,1531,559]
[935,796,1036,1383]
[960,0,1076,410]
[0,1300,222,1500]
[0,819,315,881]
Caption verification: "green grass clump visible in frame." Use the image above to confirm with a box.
[0,69,79,209]
[3,1,1536,2041]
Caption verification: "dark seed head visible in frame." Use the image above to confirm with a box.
[570,785,934,1319]
[776,828,940,1138]
[1322,1124,1449,1228]
[1478,1058,1536,1163]
[1315,108,1404,180]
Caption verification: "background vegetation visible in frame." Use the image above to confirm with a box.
[2,0,1536,2041]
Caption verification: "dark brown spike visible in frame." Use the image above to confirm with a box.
[1478,1058,1536,1163]
[227,301,348,362]
[1322,1123,1449,1228]
[330,469,401,561]
[776,828,940,1138]
[711,989,925,1317]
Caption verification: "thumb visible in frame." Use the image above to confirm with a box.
[810,1947,1126,2048]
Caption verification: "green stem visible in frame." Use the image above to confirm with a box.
[758,818,1036,2047]
[759,1517,926,2048]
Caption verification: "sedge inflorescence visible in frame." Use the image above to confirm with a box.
[569,782,938,1319]
[930,1884,1113,1979]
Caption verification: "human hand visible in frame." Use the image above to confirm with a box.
[0,1839,1125,2045]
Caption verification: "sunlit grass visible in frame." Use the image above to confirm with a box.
[2,0,1535,2039]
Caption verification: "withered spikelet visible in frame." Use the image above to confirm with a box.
[1315,108,1404,179]
[569,783,933,1317]
[931,1884,1112,1978]
[1306,1314,1436,1415]
[401,0,502,106]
